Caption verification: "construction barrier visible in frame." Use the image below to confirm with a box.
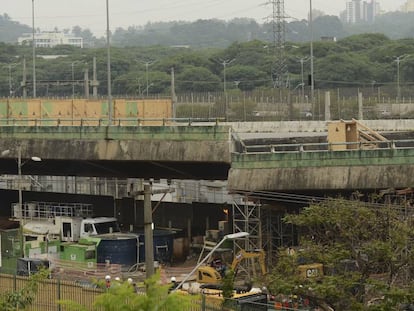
[0,98,173,126]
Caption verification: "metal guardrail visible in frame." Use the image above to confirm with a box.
[0,117,226,127]
[241,139,414,154]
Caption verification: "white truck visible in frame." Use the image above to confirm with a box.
[12,201,121,258]
[23,216,120,242]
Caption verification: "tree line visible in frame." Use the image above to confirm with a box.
[0,32,413,98]
[2,11,414,48]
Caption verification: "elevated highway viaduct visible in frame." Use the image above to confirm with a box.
[0,119,413,194]
[1,119,414,260]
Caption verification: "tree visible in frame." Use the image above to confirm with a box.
[267,198,414,311]
[59,272,194,311]
[176,66,221,92]
[0,269,49,311]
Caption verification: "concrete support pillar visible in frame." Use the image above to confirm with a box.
[144,184,154,279]
[324,91,331,121]
[358,92,363,120]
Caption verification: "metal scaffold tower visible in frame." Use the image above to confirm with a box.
[262,206,295,266]
[232,197,262,277]
[232,195,297,270]
[269,0,288,88]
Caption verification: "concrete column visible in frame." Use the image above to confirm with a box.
[324,91,331,121]
[358,92,363,120]
[144,184,154,279]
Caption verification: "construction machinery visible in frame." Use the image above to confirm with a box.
[196,249,266,284]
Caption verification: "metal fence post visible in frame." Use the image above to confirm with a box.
[57,278,61,311]
[201,294,206,311]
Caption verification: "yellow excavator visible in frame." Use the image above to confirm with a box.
[196,249,267,284]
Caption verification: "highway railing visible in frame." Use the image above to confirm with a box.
[240,139,414,154]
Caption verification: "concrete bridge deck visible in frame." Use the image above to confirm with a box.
[0,123,232,180]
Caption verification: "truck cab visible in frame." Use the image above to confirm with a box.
[80,217,120,238]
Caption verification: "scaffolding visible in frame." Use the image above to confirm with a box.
[232,197,261,278]
[11,201,94,222]
[232,197,297,271]
[262,206,295,266]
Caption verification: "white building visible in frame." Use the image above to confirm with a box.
[18,31,83,48]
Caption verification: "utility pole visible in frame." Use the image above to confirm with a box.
[143,184,154,279]
[71,62,76,99]
[8,64,17,97]
[92,57,99,99]
[299,57,309,107]
[32,0,36,98]
[395,55,407,104]
[309,0,315,105]
[141,60,156,97]
[22,58,27,99]
[171,67,177,119]
[84,65,89,99]
[131,185,174,279]
[106,0,112,124]
[219,58,235,120]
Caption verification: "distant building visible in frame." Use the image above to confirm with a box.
[363,0,380,22]
[402,0,414,12]
[321,36,337,42]
[18,31,83,48]
[342,0,380,24]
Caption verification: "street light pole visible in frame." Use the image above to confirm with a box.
[106,0,112,124]
[17,146,22,221]
[172,232,249,292]
[299,57,309,107]
[71,62,75,99]
[220,59,235,121]
[1,147,41,257]
[32,0,36,98]
[395,55,406,104]
[309,0,314,105]
[8,65,13,97]
[140,61,155,97]
[146,62,149,97]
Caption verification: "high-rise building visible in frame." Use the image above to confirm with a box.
[402,0,414,12]
[363,0,380,22]
[346,0,362,23]
[343,0,380,24]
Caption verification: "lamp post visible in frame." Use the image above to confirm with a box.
[220,58,235,121]
[299,57,309,107]
[71,62,76,99]
[172,231,249,292]
[7,64,18,97]
[2,147,41,257]
[32,0,36,98]
[309,0,314,104]
[395,55,407,104]
[140,60,156,97]
[106,0,112,124]
[16,147,42,222]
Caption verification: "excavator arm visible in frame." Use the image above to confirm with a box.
[230,249,267,275]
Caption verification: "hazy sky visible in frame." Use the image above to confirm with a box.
[1,0,407,36]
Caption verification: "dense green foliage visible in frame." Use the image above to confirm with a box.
[1,30,414,98]
[267,198,414,310]
[59,272,194,311]
[0,269,49,311]
[3,11,414,47]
